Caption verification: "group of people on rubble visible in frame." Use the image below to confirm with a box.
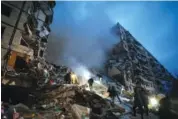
[106,81,149,119]
[130,80,174,119]
[137,81,177,119]
[106,80,147,119]
[64,71,174,119]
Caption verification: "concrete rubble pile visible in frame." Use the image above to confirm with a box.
[2,58,68,88]
[2,84,126,119]
[35,84,126,119]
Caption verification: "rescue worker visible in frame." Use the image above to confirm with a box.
[43,68,50,84]
[158,94,171,119]
[133,81,147,119]
[64,71,71,84]
[70,72,79,84]
[140,88,149,116]
[97,74,102,82]
[107,85,122,104]
[88,78,94,90]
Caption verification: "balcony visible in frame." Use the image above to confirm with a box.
[112,62,122,67]
[22,15,38,45]
[39,1,54,16]
[22,23,37,46]
[37,26,50,38]
[45,14,53,25]
[109,59,117,64]
[40,42,47,48]
[27,15,38,32]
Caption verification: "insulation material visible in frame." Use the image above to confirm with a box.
[7,51,17,68]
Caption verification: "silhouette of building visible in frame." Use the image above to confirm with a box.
[106,23,175,93]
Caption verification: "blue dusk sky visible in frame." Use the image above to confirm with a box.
[50,1,178,76]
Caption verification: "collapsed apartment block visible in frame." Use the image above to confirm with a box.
[106,23,175,93]
[1,1,55,71]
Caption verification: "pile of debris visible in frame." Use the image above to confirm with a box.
[1,84,126,119]
[2,57,127,119]
[36,84,111,118]
[2,58,69,88]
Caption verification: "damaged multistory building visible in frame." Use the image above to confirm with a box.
[1,1,55,71]
[106,23,175,93]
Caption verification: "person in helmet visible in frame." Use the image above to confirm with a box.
[158,93,171,119]
[88,78,94,90]
[133,81,148,119]
[70,72,79,84]
[107,85,122,104]
[64,71,71,84]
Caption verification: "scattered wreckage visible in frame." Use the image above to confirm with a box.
[2,84,127,119]
[1,58,128,119]
[2,58,68,89]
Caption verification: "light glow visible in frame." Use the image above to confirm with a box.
[99,77,102,82]
[71,64,93,85]
[95,80,102,85]
[149,97,158,107]
[71,74,77,79]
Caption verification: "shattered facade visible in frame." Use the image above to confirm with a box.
[106,23,175,93]
[1,1,55,70]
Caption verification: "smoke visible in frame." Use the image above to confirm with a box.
[46,2,119,75]
[67,57,94,84]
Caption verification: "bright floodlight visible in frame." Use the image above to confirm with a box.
[150,97,158,107]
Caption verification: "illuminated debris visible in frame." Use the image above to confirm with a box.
[34,85,126,118]
[2,84,127,119]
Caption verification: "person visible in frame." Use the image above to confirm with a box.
[140,88,149,116]
[43,68,50,84]
[158,94,171,119]
[88,78,94,90]
[116,87,122,104]
[70,72,79,84]
[97,74,102,82]
[64,71,71,84]
[132,81,145,119]
[107,85,122,104]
